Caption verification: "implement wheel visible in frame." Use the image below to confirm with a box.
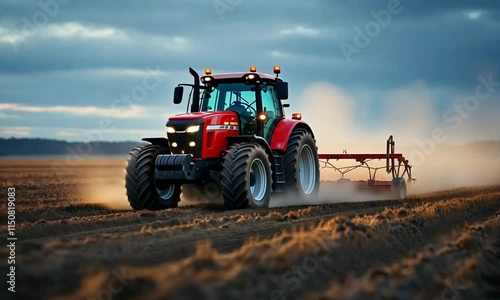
[391,177,407,200]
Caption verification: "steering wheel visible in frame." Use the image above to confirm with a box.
[230,92,256,114]
[226,101,256,116]
[239,100,257,115]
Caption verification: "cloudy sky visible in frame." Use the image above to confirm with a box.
[0,0,499,144]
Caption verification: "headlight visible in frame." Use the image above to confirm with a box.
[186,125,200,133]
[166,126,175,133]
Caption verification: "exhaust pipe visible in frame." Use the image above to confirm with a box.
[189,67,200,112]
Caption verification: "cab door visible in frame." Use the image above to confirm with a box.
[260,84,283,141]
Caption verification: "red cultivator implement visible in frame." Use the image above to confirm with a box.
[318,136,415,199]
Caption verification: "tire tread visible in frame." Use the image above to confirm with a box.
[125,144,180,210]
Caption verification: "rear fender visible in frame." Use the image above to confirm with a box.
[269,119,315,152]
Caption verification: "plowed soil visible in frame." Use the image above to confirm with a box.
[0,159,499,300]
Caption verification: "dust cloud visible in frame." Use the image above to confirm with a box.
[77,159,132,210]
[79,82,499,209]
[179,183,223,206]
[270,183,389,207]
[77,160,224,209]
[294,81,500,197]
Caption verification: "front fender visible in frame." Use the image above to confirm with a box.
[142,137,170,150]
[226,135,274,166]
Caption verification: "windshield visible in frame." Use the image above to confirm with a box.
[201,83,257,116]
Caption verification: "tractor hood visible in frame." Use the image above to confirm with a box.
[169,111,224,120]
[168,111,239,124]
[166,111,240,159]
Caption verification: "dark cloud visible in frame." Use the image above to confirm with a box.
[0,0,499,140]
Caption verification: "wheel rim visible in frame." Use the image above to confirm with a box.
[249,158,267,202]
[156,184,175,200]
[299,144,316,195]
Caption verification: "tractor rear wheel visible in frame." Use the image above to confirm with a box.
[391,177,407,200]
[221,144,272,209]
[125,144,181,210]
[283,129,320,199]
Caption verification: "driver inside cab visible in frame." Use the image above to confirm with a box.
[225,96,256,134]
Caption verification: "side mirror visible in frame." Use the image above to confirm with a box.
[173,86,184,104]
[276,81,288,100]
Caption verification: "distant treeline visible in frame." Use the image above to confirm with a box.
[0,138,141,156]
[1,137,499,157]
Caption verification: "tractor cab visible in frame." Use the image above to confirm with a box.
[173,66,289,141]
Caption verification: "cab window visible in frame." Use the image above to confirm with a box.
[261,84,282,138]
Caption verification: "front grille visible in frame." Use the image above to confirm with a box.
[166,120,203,157]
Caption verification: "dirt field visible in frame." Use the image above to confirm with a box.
[1,159,499,299]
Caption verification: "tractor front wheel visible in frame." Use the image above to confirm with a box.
[125,144,181,210]
[283,129,320,200]
[221,144,272,209]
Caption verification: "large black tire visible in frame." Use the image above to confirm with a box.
[283,129,320,199]
[391,177,407,200]
[221,144,272,209]
[125,144,181,210]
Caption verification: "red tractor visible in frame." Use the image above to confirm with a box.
[125,66,414,210]
[125,66,320,210]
